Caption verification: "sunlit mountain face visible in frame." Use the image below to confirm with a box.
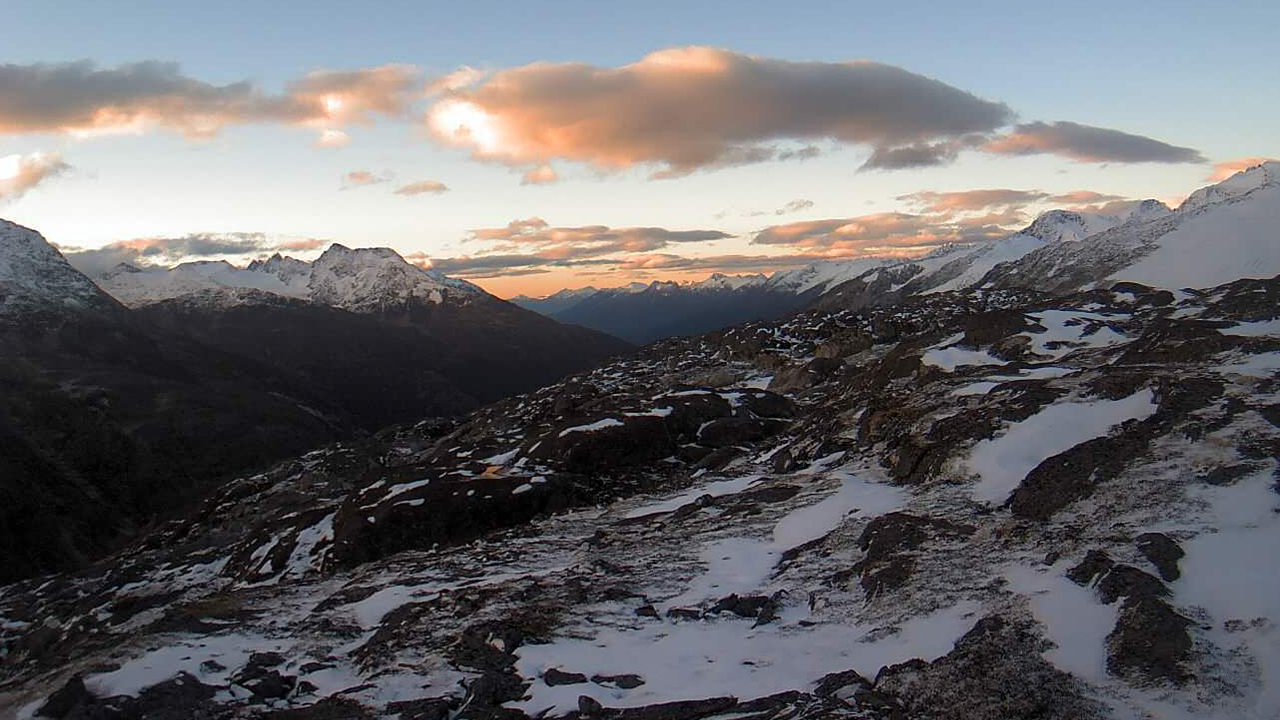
[2,4,1280,719]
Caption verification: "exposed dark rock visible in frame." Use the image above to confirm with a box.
[848,512,975,599]
[1107,595,1194,686]
[1200,464,1259,486]
[384,697,455,720]
[262,697,377,719]
[875,615,1106,719]
[1096,565,1170,605]
[1135,532,1185,581]
[592,674,645,689]
[35,675,94,719]
[1067,550,1115,586]
[546,668,589,686]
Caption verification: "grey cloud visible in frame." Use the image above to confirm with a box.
[983,121,1206,164]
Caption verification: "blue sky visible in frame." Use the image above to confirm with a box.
[2,0,1277,296]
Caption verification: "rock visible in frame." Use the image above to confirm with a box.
[666,607,701,621]
[592,673,645,689]
[875,615,1107,719]
[1107,595,1194,685]
[849,512,975,599]
[1066,550,1115,586]
[635,604,659,618]
[708,594,773,618]
[35,675,93,719]
[1095,565,1169,605]
[812,668,871,697]
[1135,532,1184,581]
[264,697,377,719]
[770,447,796,473]
[384,697,454,720]
[1201,464,1258,486]
[578,695,604,714]
[697,417,769,448]
[545,668,588,686]
[612,697,737,720]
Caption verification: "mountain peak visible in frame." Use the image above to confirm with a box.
[1179,160,1279,213]
[309,242,483,311]
[0,218,121,320]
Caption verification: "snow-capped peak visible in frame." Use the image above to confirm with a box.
[0,218,119,318]
[1023,210,1119,244]
[765,257,901,295]
[247,252,311,285]
[308,244,483,312]
[1178,160,1279,213]
[691,272,768,291]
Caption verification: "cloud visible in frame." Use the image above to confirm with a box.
[1047,190,1127,205]
[0,152,71,202]
[315,129,350,148]
[983,121,1205,164]
[898,188,1127,215]
[752,211,1007,256]
[521,164,558,185]
[394,180,449,196]
[861,140,962,170]
[342,169,393,189]
[775,199,814,216]
[412,218,735,277]
[61,232,325,276]
[468,218,731,258]
[0,60,426,141]
[1206,156,1278,182]
[426,46,1014,177]
[277,237,326,251]
[745,198,815,217]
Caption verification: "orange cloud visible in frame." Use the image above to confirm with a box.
[426,46,1013,177]
[1206,157,1278,182]
[394,180,449,196]
[521,165,558,185]
[341,169,393,189]
[0,60,428,143]
[753,211,1006,256]
[899,188,1127,215]
[0,152,71,202]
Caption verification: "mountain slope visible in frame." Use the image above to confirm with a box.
[4,272,1279,720]
[0,221,359,583]
[0,223,630,584]
[984,161,1280,294]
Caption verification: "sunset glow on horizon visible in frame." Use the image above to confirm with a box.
[0,1,1276,298]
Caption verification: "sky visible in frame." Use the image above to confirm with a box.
[1,0,1277,297]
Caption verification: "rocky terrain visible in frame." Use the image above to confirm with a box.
[1,163,1277,719]
[3,266,1278,718]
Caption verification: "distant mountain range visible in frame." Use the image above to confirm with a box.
[513,165,1279,343]
[0,229,629,581]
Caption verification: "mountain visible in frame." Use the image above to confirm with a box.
[3,264,1278,719]
[545,276,807,344]
[512,286,603,315]
[0,227,630,584]
[983,161,1280,293]
[0,220,357,584]
[86,243,632,415]
[3,164,1280,720]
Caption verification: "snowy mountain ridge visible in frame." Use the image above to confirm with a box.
[0,219,121,319]
[88,243,486,311]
